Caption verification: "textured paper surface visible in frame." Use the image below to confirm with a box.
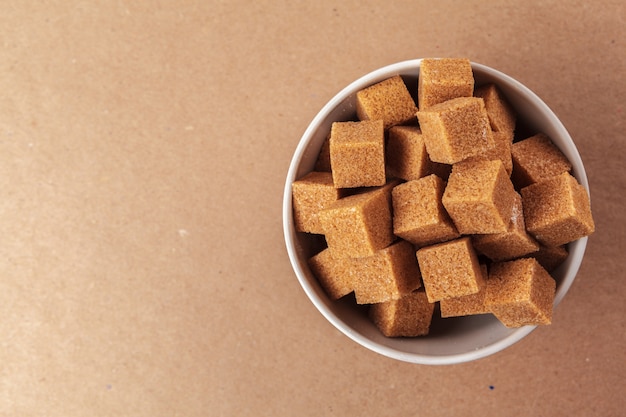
[0,1,624,415]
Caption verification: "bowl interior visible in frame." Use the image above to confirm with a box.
[283,60,588,365]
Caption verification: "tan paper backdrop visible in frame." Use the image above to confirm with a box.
[0,1,624,416]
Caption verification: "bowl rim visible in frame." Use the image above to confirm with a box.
[283,59,589,365]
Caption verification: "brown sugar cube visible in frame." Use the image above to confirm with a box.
[418,58,474,109]
[530,245,569,272]
[392,174,460,247]
[474,83,516,134]
[511,133,572,188]
[465,130,513,175]
[354,240,422,304]
[369,290,435,337]
[356,75,418,129]
[416,237,484,303]
[472,193,540,261]
[308,248,357,300]
[329,120,386,188]
[319,187,394,258]
[348,178,402,209]
[417,97,495,164]
[521,172,595,246]
[386,126,430,181]
[314,133,332,172]
[442,159,517,234]
[485,258,556,328]
[292,171,345,234]
[490,131,514,175]
[440,265,490,318]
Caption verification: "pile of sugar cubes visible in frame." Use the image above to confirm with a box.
[291,58,594,337]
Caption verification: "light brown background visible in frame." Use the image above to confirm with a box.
[0,1,624,416]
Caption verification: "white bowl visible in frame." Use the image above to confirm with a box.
[283,59,589,365]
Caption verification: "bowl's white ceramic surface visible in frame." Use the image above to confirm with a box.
[283,59,589,365]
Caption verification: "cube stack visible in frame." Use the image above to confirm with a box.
[291,58,595,337]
